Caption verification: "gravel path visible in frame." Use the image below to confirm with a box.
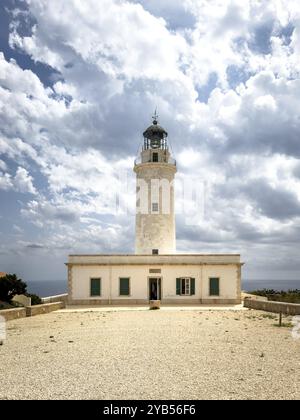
[0,309,299,400]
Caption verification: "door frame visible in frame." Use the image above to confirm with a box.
[148,276,162,301]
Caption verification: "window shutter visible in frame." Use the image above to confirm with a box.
[120,278,130,296]
[209,278,220,296]
[176,278,181,295]
[190,278,195,295]
[91,278,101,296]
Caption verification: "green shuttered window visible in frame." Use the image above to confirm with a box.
[209,278,220,296]
[119,278,130,296]
[176,278,195,296]
[90,278,101,296]
[176,278,181,295]
[191,278,195,295]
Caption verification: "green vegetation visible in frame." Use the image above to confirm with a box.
[260,313,277,320]
[249,289,300,304]
[26,293,42,306]
[0,274,27,303]
[274,322,293,328]
[0,300,25,310]
[0,301,14,310]
[0,273,42,309]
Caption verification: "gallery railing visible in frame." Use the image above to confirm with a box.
[134,156,176,166]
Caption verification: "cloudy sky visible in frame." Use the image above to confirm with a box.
[0,0,300,283]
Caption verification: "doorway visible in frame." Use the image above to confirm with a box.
[149,277,161,301]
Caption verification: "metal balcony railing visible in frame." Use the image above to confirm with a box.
[134,156,176,166]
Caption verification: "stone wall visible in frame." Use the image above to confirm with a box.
[41,294,68,304]
[244,298,300,315]
[0,301,65,321]
[242,292,268,301]
[0,307,27,321]
[26,301,65,317]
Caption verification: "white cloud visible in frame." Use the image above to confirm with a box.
[0,166,37,195]
[13,224,24,234]
[14,167,37,194]
[0,159,7,171]
[1,0,300,280]
[11,0,187,82]
[0,171,13,191]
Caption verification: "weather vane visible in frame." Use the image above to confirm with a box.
[152,108,159,123]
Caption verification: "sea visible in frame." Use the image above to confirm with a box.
[26,279,300,297]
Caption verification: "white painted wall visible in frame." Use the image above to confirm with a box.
[134,162,176,255]
[70,264,240,301]
[161,265,201,299]
[68,254,241,264]
[72,266,110,300]
[202,266,239,300]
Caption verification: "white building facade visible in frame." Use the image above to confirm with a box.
[67,116,243,305]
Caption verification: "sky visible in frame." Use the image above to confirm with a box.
[0,0,300,283]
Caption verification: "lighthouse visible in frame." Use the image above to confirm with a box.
[134,114,177,255]
[67,113,242,306]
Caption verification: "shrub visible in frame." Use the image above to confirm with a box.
[0,274,27,303]
[0,300,13,310]
[26,293,42,305]
[249,289,300,304]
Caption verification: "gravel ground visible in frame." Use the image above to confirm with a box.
[0,309,299,400]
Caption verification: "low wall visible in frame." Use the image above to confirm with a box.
[242,292,268,302]
[41,294,68,304]
[26,301,65,317]
[244,299,300,315]
[69,298,241,306]
[0,307,27,321]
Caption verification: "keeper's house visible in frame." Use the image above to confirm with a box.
[67,254,242,305]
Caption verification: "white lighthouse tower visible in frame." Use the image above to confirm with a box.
[134,113,177,255]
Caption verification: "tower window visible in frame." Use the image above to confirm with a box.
[152,249,159,255]
[152,153,158,162]
[152,203,159,212]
